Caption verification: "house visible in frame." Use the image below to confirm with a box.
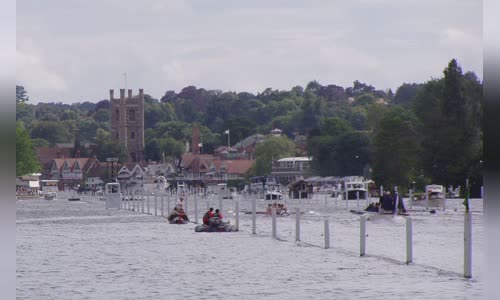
[49,157,101,188]
[271,157,312,184]
[232,134,265,159]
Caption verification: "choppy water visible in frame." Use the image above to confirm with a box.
[17,195,483,299]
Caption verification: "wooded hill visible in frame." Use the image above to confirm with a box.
[16,59,483,195]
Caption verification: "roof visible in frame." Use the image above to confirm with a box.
[211,159,254,175]
[233,134,265,149]
[277,157,312,163]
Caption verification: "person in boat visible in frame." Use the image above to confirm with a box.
[214,209,223,220]
[380,191,395,212]
[178,207,190,222]
[203,207,214,225]
[168,207,180,221]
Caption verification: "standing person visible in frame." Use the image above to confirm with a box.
[203,207,214,225]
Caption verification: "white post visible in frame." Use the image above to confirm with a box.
[194,193,198,224]
[464,211,472,278]
[394,186,399,215]
[406,217,413,264]
[219,195,223,212]
[335,190,338,208]
[141,193,145,213]
[161,194,164,216]
[324,193,327,207]
[252,197,256,235]
[235,200,239,231]
[295,207,301,241]
[272,207,277,239]
[409,189,413,210]
[345,189,348,210]
[167,196,171,215]
[356,191,360,210]
[380,186,383,199]
[147,194,150,214]
[324,218,330,249]
[184,196,188,219]
[425,186,429,210]
[360,215,366,256]
[154,195,158,216]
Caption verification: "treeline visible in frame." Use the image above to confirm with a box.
[16,59,482,195]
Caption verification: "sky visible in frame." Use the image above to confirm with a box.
[16,0,483,104]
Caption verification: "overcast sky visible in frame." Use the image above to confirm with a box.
[17,0,482,104]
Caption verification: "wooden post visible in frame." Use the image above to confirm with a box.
[406,217,413,264]
[360,215,366,256]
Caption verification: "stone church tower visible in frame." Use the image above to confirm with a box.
[109,89,145,162]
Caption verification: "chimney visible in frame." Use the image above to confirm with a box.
[109,89,114,100]
[120,89,125,100]
[139,89,144,98]
[128,89,132,99]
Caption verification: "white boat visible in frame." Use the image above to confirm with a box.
[317,184,336,195]
[265,190,283,200]
[340,176,368,200]
[44,192,56,200]
[413,184,446,208]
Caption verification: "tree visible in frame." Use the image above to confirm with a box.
[253,136,296,176]
[372,106,421,189]
[16,122,40,176]
[393,83,423,106]
[16,85,29,103]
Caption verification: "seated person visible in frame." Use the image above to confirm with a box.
[168,207,180,221]
[380,191,394,212]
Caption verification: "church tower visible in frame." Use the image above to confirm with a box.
[109,89,145,162]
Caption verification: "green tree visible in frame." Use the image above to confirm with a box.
[16,85,29,103]
[16,122,40,175]
[372,106,420,188]
[253,136,296,176]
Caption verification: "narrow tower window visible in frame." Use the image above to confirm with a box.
[130,131,135,140]
[115,109,120,121]
[129,109,135,121]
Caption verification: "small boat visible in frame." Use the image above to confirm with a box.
[169,216,189,224]
[194,217,237,232]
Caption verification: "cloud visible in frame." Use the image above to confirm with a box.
[17,47,68,96]
[16,0,483,103]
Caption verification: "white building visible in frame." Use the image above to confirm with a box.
[271,157,312,184]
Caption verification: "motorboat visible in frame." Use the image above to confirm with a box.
[340,176,368,200]
[194,217,237,232]
[413,184,446,209]
[44,192,56,200]
[265,190,283,200]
